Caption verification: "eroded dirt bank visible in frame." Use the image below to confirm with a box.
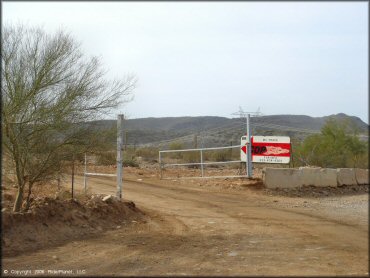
[2,193,144,257]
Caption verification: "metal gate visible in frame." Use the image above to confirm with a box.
[158,145,249,179]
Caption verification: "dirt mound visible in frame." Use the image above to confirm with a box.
[264,184,369,198]
[2,194,144,257]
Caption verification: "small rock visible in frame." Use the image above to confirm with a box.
[228,251,238,257]
[116,225,121,229]
[137,179,143,181]
[102,195,113,203]
[52,255,58,260]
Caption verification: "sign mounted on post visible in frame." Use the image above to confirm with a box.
[240,136,248,162]
[241,136,291,164]
[252,136,291,164]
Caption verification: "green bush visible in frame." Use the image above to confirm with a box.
[293,119,368,168]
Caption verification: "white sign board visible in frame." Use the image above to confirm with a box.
[251,136,291,164]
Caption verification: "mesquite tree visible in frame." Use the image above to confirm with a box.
[1,24,136,212]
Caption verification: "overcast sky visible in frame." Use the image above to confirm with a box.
[3,1,368,123]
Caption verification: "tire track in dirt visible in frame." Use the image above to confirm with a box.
[3,175,368,276]
[82,175,368,275]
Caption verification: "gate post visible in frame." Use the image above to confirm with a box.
[246,113,253,178]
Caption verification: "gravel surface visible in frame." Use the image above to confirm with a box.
[264,184,369,198]
[266,191,369,228]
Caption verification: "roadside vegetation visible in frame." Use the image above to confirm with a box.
[293,119,368,169]
[2,24,136,212]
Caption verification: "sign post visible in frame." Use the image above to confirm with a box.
[246,114,252,178]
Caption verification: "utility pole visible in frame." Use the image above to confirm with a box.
[231,106,261,178]
[117,114,124,199]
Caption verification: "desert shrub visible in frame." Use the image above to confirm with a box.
[168,141,184,159]
[96,152,116,165]
[96,151,139,167]
[293,119,368,168]
[211,150,231,162]
[183,151,200,168]
[135,147,159,161]
[123,158,139,167]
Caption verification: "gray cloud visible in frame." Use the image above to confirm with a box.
[3,2,368,122]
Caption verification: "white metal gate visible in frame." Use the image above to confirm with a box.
[159,145,249,179]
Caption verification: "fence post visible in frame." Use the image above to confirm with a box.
[71,154,75,199]
[84,153,87,193]
[117,114,124,199]
[200,149,204,177]
[290,143,293,168]
[159,151,163,179]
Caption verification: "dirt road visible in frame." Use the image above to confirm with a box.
[3,174,368,276]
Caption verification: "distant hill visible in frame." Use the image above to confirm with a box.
[86,113,368,148]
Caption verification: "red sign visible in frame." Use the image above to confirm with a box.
[251,136,291,163]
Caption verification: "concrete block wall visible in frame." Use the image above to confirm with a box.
[337,168,357,186]
[300,168,337,187]
[354,168,369,185]
[263,168,302,189]
[263,167,369,189]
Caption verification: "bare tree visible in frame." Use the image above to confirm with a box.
[1,24,137,212]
